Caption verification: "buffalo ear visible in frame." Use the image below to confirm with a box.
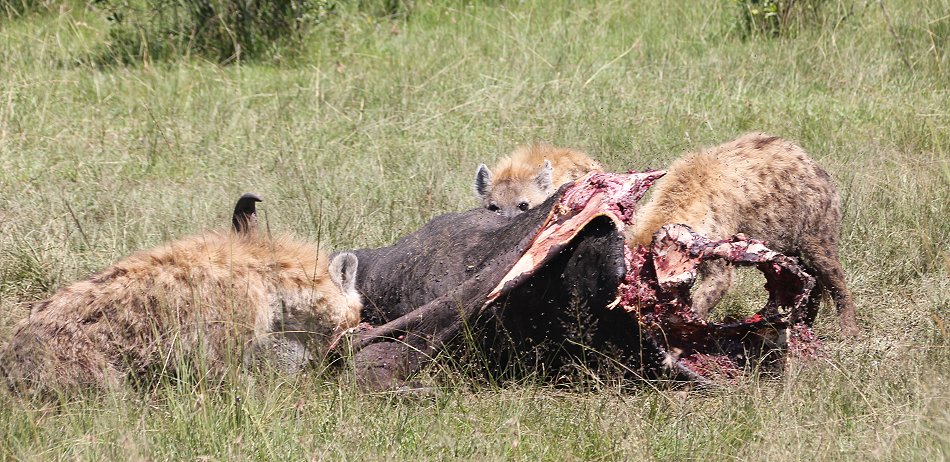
[329,252,359,296]
[535,160,553,192]
[232,193,263,234]
[474,164,492,199]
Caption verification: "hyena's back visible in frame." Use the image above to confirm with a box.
[631,133,857,335]
[501,144,603,187]
[632,133,842,252]
[1,231,360,395]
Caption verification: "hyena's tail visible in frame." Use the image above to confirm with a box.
[232,193,263,234]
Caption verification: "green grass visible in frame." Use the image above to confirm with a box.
[1,0,948,459]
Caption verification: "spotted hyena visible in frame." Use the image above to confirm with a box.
[0,194,362,396]
[474,144,603,217]
[629,133,858,336]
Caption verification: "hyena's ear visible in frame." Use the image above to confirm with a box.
[474,164,492,199]
[329,252,359,296]
[535,160,554,192]
[232,193,263,234]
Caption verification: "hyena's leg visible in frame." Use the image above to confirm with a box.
[801,237,859,336]
[692,260,735,318]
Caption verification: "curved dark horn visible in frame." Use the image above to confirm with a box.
[232,193,263,234]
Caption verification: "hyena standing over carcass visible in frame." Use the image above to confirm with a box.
[474,144,603,217]
[0,194,362,396]
[629,133,859,336]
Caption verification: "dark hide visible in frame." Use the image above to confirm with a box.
[344,174,666,390]
[351,201,548,327]
[473,215,668,382]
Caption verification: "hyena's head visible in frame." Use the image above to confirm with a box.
[474,160,553,218]
[328,252,362,320]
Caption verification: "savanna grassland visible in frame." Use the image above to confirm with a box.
[1,0,948,459]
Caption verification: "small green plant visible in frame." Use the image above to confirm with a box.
[93,0,338,64]
[735,0,828,38]
[356,0,411,18]
[0,241,61,301]
[1,0,56,17]
[925,10,949,72]
[91,0,415,64]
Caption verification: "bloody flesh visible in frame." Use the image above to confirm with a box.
[488,171,820,383]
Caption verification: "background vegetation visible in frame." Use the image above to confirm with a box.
[0,0,947,459]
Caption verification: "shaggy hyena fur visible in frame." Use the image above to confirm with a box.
[0,194,362,396]
[474,144,603,217]
[629,133,858,336]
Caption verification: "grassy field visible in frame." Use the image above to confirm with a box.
[1,0,948,459]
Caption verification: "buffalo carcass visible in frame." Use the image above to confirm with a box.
[343,171,820,391]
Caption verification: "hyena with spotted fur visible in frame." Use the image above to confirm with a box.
[475,144,603,217]
[629,133,859,336]
[0,194,362,396]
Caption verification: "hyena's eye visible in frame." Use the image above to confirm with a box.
[488,204,500,212]
[518,202,529,211]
